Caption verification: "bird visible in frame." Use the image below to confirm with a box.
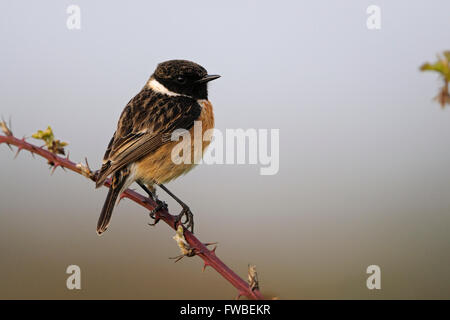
[95,60,220,235]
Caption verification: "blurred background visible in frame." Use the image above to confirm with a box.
[1,0,450,299]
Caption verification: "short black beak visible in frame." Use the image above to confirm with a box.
[195,74,221,84]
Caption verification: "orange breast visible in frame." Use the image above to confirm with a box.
[135,100,215,185]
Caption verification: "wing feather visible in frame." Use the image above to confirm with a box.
[95,89,200,187]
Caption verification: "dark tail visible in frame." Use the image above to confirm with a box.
[96,168,131,235]
[97,186,121,235]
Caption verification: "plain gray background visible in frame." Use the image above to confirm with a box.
[1,0,450,298]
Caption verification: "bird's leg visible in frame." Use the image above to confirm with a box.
[137,181,167,226]
[157,183,194,233]
[137,180,156,200]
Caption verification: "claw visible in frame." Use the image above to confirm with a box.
[148,211,160,226]
[173,206,194,233]
[148,218,160,226]
[148,200,167,227]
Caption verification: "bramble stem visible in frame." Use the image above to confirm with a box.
[0,133,264,300]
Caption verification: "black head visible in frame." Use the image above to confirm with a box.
[152,60,220,99]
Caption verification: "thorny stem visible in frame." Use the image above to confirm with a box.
[0,133,264,300]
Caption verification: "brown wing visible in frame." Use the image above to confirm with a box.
[95,89,201,188]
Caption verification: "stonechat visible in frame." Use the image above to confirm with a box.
[95,60,220,234]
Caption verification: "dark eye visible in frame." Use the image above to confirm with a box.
[176,76,186,84]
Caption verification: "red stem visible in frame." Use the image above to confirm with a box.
[0,134,264,300]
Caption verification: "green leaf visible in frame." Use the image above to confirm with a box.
[31,126,68,155]
[420,52,450,81]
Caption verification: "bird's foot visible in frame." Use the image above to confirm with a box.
[148,199,168,226]
[174,205,194,233]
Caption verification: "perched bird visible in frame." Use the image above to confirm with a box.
[95,60,220,235]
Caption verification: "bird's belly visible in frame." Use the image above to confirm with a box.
[135,100,214,185]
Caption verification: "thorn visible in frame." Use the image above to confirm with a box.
[118,193,127,204]
[119,193,127,201]
[235,292,245,300]
[50,163,60,175]
[6,143,13,151]
[14,147,23,159]
[52,158,62,166]
[65,151,70,160]
[202,262,210,272]
[203,242,218,247]
[194,242,218,256]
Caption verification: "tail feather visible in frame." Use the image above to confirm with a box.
[96,186,121,235]
[97,168,132,234]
